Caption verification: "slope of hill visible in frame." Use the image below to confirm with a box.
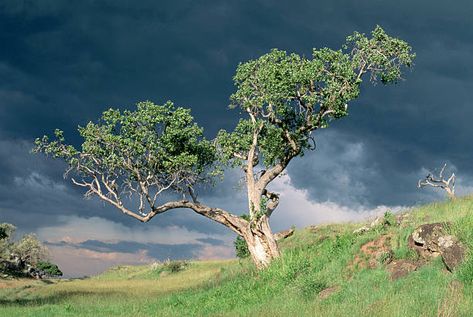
[1,196,473,316]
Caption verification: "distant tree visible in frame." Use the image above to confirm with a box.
[0,223,16,259]
[34,26,414,269]
[0,223,60,279]
[11,234,48,266]
[37,261,63,277]
[418,163,456,199]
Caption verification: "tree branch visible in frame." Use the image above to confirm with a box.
[418,163,456,199]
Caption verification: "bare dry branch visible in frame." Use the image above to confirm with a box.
[418,163,456,199]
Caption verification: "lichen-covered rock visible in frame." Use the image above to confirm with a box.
[353,226,370,234]
[408,223,465,272]
[438,235,466,271]
[410,222,446,254]
[274,228,294,241]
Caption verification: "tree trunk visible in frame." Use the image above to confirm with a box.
[445,188,455,200]
[241,215,280,269]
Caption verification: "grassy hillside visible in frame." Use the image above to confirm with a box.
[1,196,473,316]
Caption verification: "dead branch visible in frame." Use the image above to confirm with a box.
[418,163,456,199]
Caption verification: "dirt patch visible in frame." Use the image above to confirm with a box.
[350,234,393,270]
[319,285,340,299]
[348,233,425,280]
[386,260,419,280]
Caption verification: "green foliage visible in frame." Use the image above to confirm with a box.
[346,25,415,83]
[34,101,218,210]
[218,26,415,168]
[11,234,48,266]
[37,261,63,277]
[162,260,189,273]
[0,227,6,240]
[234,236,250,259]
[0,223,15,259]
[383,210,396,227]
[0,223,59,279]
[377,251,393,265]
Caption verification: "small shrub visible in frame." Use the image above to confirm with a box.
[383,211,396,227]
[234,236,250,259]
[163,260,188,273]
[37,261,63,277]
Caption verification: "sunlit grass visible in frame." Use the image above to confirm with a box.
[1,196,473,316]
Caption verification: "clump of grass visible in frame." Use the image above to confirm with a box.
[297,274,327,300]
[383,210,397,227]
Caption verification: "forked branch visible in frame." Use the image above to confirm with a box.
[418,163,456,199]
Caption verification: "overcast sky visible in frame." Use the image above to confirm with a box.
[1,0,472,277]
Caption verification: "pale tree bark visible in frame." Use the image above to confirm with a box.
[418,163,456,200]
[241,216,280,269]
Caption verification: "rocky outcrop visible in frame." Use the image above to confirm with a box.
[408,223,465,272]
[274,228,295,241]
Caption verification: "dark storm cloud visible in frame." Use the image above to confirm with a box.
[0,0,473,267]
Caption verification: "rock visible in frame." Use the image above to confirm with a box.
[370,216,383,228]
[438,235,466,272]
[274,228,295,241]
[307,225,319,233]
[396,213,410,226]
[409,223,447,258]
[408,223,465,272]
[353,226,370,234]
[353,213,396,234]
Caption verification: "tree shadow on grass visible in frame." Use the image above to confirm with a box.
[0,290,121,307]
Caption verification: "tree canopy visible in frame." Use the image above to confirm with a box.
[218,25,413,174]
[35,101,219,221]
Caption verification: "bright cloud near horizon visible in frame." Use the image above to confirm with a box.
[1,1,473,277]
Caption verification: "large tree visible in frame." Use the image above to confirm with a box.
[35,26,414,269]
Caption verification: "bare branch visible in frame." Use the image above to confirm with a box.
[418,163,456,199]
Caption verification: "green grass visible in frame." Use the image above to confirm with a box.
[2,196,473,316]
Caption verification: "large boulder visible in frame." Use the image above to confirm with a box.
[408,223,465,272]
[438,235,466,271]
